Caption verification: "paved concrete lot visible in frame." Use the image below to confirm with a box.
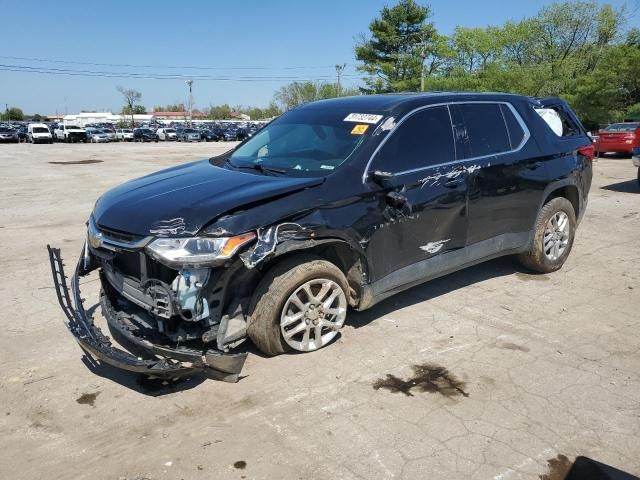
[0,142,638,480]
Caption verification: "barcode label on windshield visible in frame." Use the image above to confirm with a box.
[344,113,383,124]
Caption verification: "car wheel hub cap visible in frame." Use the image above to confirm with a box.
[543,211,570,261]
[280,279,347,352]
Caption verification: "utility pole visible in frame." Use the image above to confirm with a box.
[335,64,346,96]
[185,80,193,126]
[418,33,428,92]
[4,104,8,121]
[420,39,426,92]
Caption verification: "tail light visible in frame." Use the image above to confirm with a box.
[578,144,595,159]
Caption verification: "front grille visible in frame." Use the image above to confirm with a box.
[89,216,153,252]
[97,224,144,244]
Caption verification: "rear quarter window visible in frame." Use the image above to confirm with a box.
[535,106,580,137]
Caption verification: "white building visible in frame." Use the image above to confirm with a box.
[62,112,154,126]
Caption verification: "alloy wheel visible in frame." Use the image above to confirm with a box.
[280,278,347,352]
[543,211,570,261]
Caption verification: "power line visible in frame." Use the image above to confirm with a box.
[0,55,357,72]
[0,63,362,82]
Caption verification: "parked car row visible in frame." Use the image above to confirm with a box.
[0,120,267,145]
[0,123,55,143]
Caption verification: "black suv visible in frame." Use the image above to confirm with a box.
[133,128,158,142]
[48,93,593,382]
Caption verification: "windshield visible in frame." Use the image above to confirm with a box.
[184,129,198,133]
[33,127,49,133]
[604,123,639,132]
[165,129,175,133]
[66,126,81,130]
[228,108,377,176]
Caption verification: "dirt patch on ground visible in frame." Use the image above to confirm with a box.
[539,454,573,480]
[76,392,100,407]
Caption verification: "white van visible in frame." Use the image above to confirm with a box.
[28,123,53,144]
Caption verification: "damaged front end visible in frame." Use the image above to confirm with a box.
[46,224,252,382]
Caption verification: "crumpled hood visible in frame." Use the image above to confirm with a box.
[93,159,324,236]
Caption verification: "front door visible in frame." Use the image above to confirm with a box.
[365,105,469,283]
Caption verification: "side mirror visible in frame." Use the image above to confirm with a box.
[370,169,394,185]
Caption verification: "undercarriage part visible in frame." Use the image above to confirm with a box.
[47,245,247,382]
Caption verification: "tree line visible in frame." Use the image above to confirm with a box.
[355,0,640,129]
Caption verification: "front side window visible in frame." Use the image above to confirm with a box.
[229,108,376,176]
[373,106,455,173]
[456,103,511,157]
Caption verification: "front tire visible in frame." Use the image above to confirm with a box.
[247,256,349,356]
[517,197,576,273]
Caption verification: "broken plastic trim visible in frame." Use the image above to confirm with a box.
[46,245,247,382]
[239,222,306,269]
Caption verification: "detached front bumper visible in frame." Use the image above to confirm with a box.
[46,245,247,382]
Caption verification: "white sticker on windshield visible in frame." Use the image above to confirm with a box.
[344,113,384,124]
[320,165,335,170]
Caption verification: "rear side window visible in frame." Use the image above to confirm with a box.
[500,104,525,149]
[374,106,455,173]
[456,103,511,157]
[603,123,639,132]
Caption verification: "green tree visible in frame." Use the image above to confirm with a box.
[355,0,441,92]
[1,107,24,121]
[569,43,640,127]
[208,104,233,119]
[154,104,185,112]
[122,105,146,115]
[273,81,359,110]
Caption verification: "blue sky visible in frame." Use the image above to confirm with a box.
[0,0,635,115]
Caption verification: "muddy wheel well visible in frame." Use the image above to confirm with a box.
[260,241,365,307]
[543,185,580,218]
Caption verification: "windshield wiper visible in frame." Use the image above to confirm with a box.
[226,160,286,176]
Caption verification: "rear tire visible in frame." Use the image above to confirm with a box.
[517,197,576,274]
[247,255,349,356]
[637,167,640,186]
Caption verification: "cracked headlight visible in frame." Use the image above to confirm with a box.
[146,232,256,267]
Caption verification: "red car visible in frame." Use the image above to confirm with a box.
[595,122,640,156]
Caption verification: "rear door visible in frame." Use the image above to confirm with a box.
[451,102,546,245]
[365,105,469,282]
